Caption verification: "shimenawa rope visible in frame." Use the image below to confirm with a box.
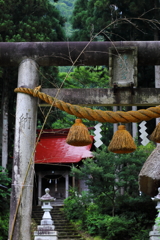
[14,86,160,123]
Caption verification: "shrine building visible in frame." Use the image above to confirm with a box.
[33,129,94,206]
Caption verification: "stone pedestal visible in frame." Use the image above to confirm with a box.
[149,228,160,240]
[34,188,58,240]
[34,227,57,240]
[149,188,160,239]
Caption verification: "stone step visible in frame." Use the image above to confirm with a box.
[58,235,83,239]
[58,233,82,237]
[33,214,65,218]
[58,238,83,239]
[32,206,85,240]
[34,218,73,225]
[58,239,84,240]
[34,216,66,220]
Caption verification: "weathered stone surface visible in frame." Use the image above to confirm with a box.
[109,47,137,87]
[41,220,53,225]
[149,188,160,239]
[9,59,39,240]
[37,226,55,231]
[41,88,160,106]
[34,230,58,235]
[37,225,55,231]
[149,232,160,240]
[34,234,58,240]
[1,41,160,66]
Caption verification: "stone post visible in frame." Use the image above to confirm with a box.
[155,65,160,146]
[132,106,138,139]
[63,172,69,199]
[38,172,42,206]
[9,59,39,240]
[113,106,118,133]
[149,187,160,239]
[34,188,58,240]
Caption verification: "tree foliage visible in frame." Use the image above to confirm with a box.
[64,143,156,239]
[0,166,11,239]
[0,0,66,168]
[71,0,158,87]
[71,0,160,41]
[0,167,11,205]
[51,0,76,37]
[0,0,65,42]
[59,66,109,88]
[70,143,155,216]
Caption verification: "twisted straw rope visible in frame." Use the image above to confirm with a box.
[14,86,160,123]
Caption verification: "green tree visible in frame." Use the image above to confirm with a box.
[59,66,109,88]
[70,0,160,89]
[71,143,155,216]
[52,0,76,37]
[0,167,11,208]
[0,0,66,167]
[0,0,65,42]
[64,144,156,239]
[0,167,11,240]
[71,0,159,41]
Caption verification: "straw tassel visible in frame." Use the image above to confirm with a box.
[149,122,160,143]
[66,119,93,146]
[108,125,136,154]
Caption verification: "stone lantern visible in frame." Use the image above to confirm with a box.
[149,187,160,240]
[34,188,58,240]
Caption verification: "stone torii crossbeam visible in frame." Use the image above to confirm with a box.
[5,41,160,240]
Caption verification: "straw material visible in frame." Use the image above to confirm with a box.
[139,144,160,197]
[108,125,136,154]
[66,119,93,146]
[149,122,160,143]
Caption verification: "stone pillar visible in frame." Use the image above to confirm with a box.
[9,59,39,240]
[155,66,160,145]
[38,172,42,205]
[34,188,58,240]
[64,172,69,199]
[1,77,8,169]
[132,106,138,139]
[149,187,160,239]
[113,106,118,133]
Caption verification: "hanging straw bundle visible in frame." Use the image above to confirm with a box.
[66,119,93,146]
[139,144,160,197]
[108,125,136,154]
[149,122,160,143]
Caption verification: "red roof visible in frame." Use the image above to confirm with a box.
[35,130,93,164]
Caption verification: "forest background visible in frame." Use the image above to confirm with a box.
[0,0,160,239]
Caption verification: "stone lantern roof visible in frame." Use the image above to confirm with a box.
[39,188,56,202]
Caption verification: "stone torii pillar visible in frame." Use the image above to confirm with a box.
[8,59,39,240]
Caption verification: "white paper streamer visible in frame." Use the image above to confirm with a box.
[94,123,103,148]
[139,121,150,146]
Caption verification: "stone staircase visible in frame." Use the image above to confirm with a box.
[32,206,85,240]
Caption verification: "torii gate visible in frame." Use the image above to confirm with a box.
[3,41,160,240]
